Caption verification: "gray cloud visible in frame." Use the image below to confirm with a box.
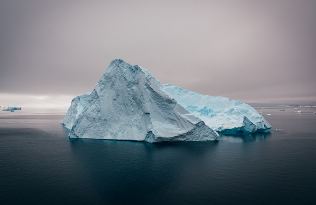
[0,0,315,104]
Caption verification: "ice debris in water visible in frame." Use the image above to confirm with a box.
[62,59,271,142]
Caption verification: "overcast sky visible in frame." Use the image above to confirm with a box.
[0,0,315,107]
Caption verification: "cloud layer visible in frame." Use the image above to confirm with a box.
[1,0,315,105]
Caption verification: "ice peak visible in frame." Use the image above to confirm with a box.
[109,58,127,65]
[100,59,159,87]
[108,59,141,72]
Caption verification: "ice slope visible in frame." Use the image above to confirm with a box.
[162,84,272,134]
[62,59,218,142]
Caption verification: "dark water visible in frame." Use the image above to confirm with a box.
[0,107,316,205]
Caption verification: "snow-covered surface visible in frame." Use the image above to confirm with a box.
[163,84,272,134]
[62,59,218,142]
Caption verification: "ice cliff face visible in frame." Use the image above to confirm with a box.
[162,84,272,134]
[62,59,218,142]
[62,92,90,130]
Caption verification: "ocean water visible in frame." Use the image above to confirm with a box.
[0,106,316,205]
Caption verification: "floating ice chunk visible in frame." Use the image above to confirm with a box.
[2,107,21,112]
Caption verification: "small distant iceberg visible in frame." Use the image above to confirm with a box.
[2,107,21,112]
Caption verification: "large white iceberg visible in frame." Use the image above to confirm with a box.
[62,59,218,142]
[162,84,272,134]
[62,59,271,142]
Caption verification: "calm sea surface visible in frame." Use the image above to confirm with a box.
[0,106,316,205]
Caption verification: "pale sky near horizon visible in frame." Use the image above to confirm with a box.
[0,0,316,107]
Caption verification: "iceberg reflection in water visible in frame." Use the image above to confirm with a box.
[219,132,272,143]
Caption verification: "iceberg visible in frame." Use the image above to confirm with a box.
[62,59,271,142]
[62,59,218,142]
[2,107,21,112]
[162,84,272,134]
